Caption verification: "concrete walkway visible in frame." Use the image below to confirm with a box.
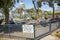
[40,35,60,40]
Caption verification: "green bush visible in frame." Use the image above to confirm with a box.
[55,12,60,15]
[56,34,60,38]
[47,12,60,15]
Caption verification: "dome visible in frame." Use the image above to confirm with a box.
[20,2,24,5]
[20,2,24,7]
[19,1,25,9]
[20,0,24,6]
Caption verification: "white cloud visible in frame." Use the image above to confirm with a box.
[40,2,52,11]
[40,2,60,12]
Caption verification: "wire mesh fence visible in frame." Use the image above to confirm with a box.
[0,21,60,40]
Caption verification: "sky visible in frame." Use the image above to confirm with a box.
[13,0,33,10]
[12,0,60,12]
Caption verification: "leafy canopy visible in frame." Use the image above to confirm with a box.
[0,0,19,9]
[37,0,60,7]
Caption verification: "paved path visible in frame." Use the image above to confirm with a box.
[40,35,60,40]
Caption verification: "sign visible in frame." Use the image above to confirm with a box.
[22,25,34,33]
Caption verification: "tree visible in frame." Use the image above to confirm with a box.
[26,8,34,13]
[49,0,60,19]
[32,0,40,19]
[37,0,42,8]
[57,0,60,6]
[16,8,24,13]
[37,0,60,19]
[0,0,19,24]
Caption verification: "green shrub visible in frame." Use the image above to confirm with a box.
[56,34,60,38]
[47,12,60,15]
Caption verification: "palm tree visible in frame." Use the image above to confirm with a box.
[0,0,19,24]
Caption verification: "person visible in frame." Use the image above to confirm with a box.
[26,17,30,21]
[0,25,4,32]
[10,19,15,24]
[53,15,56,20]
[45,17,48,19]
[0,19,4,24]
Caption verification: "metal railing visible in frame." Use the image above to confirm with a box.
[0,21,60,40]
[34,22,60,40]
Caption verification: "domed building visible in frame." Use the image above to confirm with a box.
[15,0,29,19]
[19,0,25,10]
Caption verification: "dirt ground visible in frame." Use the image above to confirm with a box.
[0,38,14,40]
[51,29,60,38]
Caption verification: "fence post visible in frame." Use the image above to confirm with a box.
[49,22,51,33]
[8,24,11,38]
[57,22,59,28]
[34,24,36,40]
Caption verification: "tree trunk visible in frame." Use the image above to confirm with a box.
[53,4,55,20]
[32,1,38,19]
[5,13,9,24]
[3,8,10,24]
